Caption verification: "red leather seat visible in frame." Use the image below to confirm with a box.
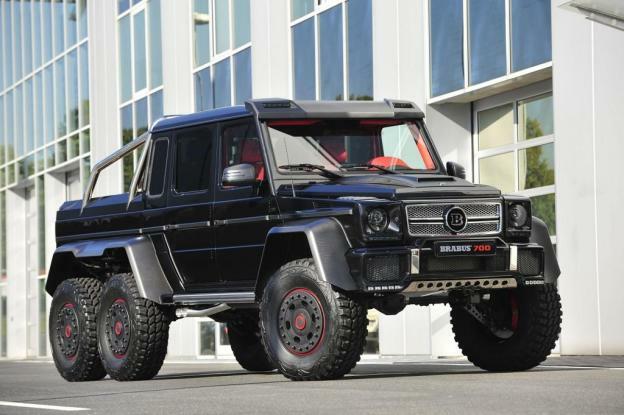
[240,139,265,181]
[369,156,409,168]
[321,139,347,163]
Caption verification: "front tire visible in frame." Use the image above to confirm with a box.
[259,258,368,381]
[49,278,107,382]
[450,284,562,372]
[97,274,171,381]
[227,310,275,372]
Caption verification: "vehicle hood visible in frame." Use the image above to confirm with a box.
[280,174,501,200]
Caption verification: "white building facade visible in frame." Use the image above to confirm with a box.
[0,0,622,360]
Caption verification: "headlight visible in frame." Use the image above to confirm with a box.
[509,204,528,228]
[367,208,389,232]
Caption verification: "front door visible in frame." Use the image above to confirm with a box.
[213,118,277,288]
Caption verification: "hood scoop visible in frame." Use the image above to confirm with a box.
[335,174,459,188]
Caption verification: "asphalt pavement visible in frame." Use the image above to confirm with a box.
[0,356,623,414]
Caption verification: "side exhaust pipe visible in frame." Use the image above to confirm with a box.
[175,303,231,319]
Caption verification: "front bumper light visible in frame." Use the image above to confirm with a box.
[367,208,389,232]
[505,197,532,238]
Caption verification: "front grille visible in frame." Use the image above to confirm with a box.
[406,199,502,237]
[366,255,401,282]
[518,250,542,276]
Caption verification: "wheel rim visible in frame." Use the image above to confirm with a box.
[278,288,325,356]
[105,298,131,358]
[55,303,79,361]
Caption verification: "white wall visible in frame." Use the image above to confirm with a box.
[552,0,624,354]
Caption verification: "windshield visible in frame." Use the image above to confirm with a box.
[266,119,437,174]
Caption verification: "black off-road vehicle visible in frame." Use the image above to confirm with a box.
[46,99,561,382]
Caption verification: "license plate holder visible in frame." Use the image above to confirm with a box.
[434,240,497,257]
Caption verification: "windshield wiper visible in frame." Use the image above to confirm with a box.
[342,163,398,174]
[279,164,344,179]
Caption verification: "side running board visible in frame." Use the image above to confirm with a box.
[172,291,256,306]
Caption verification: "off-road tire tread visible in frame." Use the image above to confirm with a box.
[260,258,368,381]
[227,311,275,372]
[450,284,562,372]
[50,278,107,382]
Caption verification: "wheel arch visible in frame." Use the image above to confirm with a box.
[255,218,358,300]
[530,216,560,283]
[46,236,173,304]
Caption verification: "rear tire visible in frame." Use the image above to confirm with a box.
[450,284,562,372]
[259,258,368,381]
[49,278,107,382]
[227,310,275,372]
[97,274,171,381]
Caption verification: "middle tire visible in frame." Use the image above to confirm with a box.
[97,273,171,381]
[227,310,275,372]
[259,258,368,381]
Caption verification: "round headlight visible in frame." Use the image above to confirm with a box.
[509,204,528,228]
[367,208,389,232]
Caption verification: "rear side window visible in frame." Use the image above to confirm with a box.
[175,128,213,193]
[148,138,169,196]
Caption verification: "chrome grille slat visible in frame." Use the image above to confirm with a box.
[406,199,502,237]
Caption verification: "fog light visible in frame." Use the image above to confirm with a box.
[367,208,389,232]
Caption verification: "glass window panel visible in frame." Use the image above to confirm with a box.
[33,0,42,68]
[291,0,314,20]
[42,0,52,63]
[347,0,373,100]
[365,310,379,354]
[15,85,24,156]
[66,0,77,47]
[79,43,89,127]
[193,0,211,67]
[214,0,230,54]
[35,72,44,148]
[148,139,168,196]
[2,2,11,87]
[68,134,79,158]
[0,97,4,164]
[121,103,133,145]
[232,0,250,48]
[175,128,213,192]
[53,0,64,55]
[149,90,164,123]
[23,0,33,75]
[25,78,34,153]
[219,323,229,345]
[148,0,162,88]
[25,155,35,176]
[479,152,514,193]
[78,0,87,40]
[531,193,556,235]
[477,104,513,150]
[199,321,216,356]
[133,11,147,92]
[46,145,55,168]
[118,0,130,15]
[319,6,343,100]
[119,15,132,102]
[518,93,553,141]
[511,0,551,71]
[38,279,46,355]
[233,48,252,105]
[135,97,148,137]
[43,64,55,143]
[213,59,231,109]
[14,1,23,80]
[6,91,14,162]
[518,143,554,190]
[429,0,464,96]
[36,149,45,171]
[67,49,79,133]
[292,19,315,99]
[8,163,16,184]
[123,154,134,192]
[80,128,90,154]
[194,66,213,111]
[57,139,67,164]
[55,57,67,138]
[469,0,506,85]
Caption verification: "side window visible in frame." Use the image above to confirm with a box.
[147,138,169,197]
[175,128,213,193]
[221,119,264,182]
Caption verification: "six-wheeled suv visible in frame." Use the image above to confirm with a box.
[46,99,561,381]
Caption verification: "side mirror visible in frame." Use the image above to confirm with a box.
[446,161,466,180]
[222,163,257,187]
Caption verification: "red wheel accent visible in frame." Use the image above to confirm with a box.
[64,324,72,338]
[279,287,326,356]
[114,321,123,336]
[510,293,519,332]
[294,313,307,330]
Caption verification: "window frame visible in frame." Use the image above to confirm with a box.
[145,136,169,198]
[170,124,216,198]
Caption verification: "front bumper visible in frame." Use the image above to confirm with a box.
[346,239,545,293]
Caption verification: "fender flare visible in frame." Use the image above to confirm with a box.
[46,236,173,304]
[530,216,560,283]
[255,217,358,296]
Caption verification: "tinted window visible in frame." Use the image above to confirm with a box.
[511,0,551,71]
[319,6,343,100]
[221,120,261,169]
[149,139,169,196]
[469,0,506,85]
[347,0,373,100]
[429,0,464,96]
[292,19,315,99]
[175,129,213,192]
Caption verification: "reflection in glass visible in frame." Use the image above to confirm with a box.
[80,129,90,154]
[149,0,163,88]
[118,0,129,15]
[15,85,23,156]
[194,66,213,111]
[511,0,551,71]
[23,0,33,74]
[119,15,132,102]
[55,57,67,138]
[79,0,88,40]
[42,0,53,63]
[292,19,315,99]
[44,65,55,143]
[67,50,79,133]
[33,0,42,68]
[233,0,250,48]
[469,0,506,85]
[133,11,147,92]
[0,97,4,164]
[79,44,90,127]
[518,143,554,190]
[57,139,67,164]
[430,0,464,96]
[213,59,231,109]
[3,1,14,84]
[194,0,211,67]
[348,0,373,100]
[34,73,44,148]
[234,48,252,105]
[199,321,216,355]
[66,0,77,47]
[121,104,133,145]
[319,6,343,100]
[25,79,34,153]
[14,1,23,80]
[531,193,556,235]
[215,0,230,54]
[135,98,149,137]
[291,0,314,20]
[479,152,514,193]
[6,91,14,162]
[69,135,79,159]
[518,93,553,141]
[150,90,164,123]
[53,0,64,55]
[478,104,513,150]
